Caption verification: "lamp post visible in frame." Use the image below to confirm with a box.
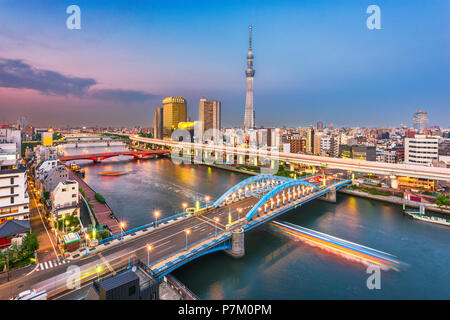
[214,217,219,236]
[154,210,160,228]
[120,222,125,241]
[62,214,65,234]
[85,234,89,256]
[185,229,191,250]
[204,195,210,207]
[182,202,188,213]
[96,265,101,282]
[146,244,152,268]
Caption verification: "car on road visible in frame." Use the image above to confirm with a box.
[11,289,47,300]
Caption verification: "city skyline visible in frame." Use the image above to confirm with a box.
[0,0,449,128]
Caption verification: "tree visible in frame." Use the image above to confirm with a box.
[436,195,450,207]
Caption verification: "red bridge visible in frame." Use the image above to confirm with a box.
[59,150,169,163]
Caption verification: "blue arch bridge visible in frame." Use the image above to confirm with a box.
[91,174,351,280]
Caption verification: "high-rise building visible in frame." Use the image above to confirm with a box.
[153,107,163,140]
[306,127,315,153]
[316,121,324,130]
[413,110,428,132]
[244,26,255,130]
[162,97,187,138]
[198,98,221,142]
[42,132,53,146]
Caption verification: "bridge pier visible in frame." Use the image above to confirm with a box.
[320,187,336,203]
[225,228,245,259]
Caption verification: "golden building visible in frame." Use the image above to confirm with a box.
[162,96,187,137]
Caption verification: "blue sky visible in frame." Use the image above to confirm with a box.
[0,0,449,127]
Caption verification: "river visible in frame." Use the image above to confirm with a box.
[60,144,450,299]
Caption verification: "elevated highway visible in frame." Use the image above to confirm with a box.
[127,135,450,181]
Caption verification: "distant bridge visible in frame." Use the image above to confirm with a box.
[58,150,169,163]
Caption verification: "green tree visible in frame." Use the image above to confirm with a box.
[436,195,450,207]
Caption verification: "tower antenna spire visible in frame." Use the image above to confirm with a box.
[249,25,252,49]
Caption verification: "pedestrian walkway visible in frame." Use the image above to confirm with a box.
[68,171,122,235]
[37,259,68,272]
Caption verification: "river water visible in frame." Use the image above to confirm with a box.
[61,145,450,299]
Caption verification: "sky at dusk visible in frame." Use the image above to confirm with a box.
[0,0,449,128]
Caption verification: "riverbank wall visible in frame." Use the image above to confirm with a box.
[339,188,450,215]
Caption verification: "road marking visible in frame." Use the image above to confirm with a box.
[37,259,67,272]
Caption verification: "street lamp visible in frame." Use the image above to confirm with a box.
[96,264,101,282]
[204,195,210,207]
[185,229,191,250]
[62,214,65,233]
[154,210,160,227]
[182,202,188,212]
[146,244,152,268]
[214,217,219,236]
[85,234,89,256]
[120,222,126,240]
[238,208,242,220]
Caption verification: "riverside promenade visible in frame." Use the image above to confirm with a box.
[68,171,122,235]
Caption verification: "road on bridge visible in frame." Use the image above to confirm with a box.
[0,196,258,300]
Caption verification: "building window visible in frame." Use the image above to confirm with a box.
[10,177,14,184]
[10,197,14,204]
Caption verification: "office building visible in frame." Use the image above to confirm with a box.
[0,167,29,224]
[153,107,163,140]
[405,135,439,166]
[198,98,221,142]
[162,97,187,138]
[339,145,376,161]
[413,110,428,132]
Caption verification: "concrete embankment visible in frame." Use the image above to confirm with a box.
[339,188,450,215]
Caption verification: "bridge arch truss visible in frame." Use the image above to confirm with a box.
[244,179,319,221]
[213,174,293,207]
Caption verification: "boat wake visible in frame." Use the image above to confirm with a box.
[270,221,408,272]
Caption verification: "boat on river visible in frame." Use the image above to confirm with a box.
[407,212,450,226]
[98,171,127,176]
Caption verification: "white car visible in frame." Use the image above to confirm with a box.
[11,289,47,300]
